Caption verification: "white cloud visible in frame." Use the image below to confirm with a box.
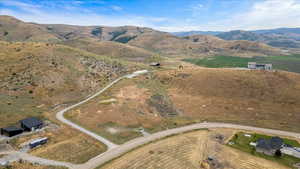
[161,0,300,32]
[232,0,300,30]
[111,5,123,11]
[0,0,42,14]
[1,0,300,32]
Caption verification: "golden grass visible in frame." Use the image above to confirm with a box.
[100,129,288,169]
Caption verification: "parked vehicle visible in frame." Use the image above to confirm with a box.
[29,137,48,149]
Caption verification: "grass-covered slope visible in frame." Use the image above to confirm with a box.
[158,68,300,132]
[0,41,131,127]
[62,38,155,62]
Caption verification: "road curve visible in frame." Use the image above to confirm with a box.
[56,70,149,150]
[0,151,76,168]
[76,122,300,169]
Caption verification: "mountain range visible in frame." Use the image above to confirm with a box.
[173,28,300,49]
[0,15,283,58]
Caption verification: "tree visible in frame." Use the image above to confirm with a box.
[275,149,282,157]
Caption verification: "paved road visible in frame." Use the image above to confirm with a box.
[0,151,76,168]
[3,70,300,169]
[56,70,149,150]
[75,122,300,169]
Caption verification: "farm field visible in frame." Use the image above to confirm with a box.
[99,129,290,169]
[229,132,300,168]
[183,54,300,73]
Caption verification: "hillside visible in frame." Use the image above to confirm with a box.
[0,15,284,58]
[0,15,59,42]
[64,66,300,145]
[61,38,155,62]
[0,41,131,127]
[162,68,300,132]
[173,28,300,49]
[216,29,300,49]
[127,33,281,57]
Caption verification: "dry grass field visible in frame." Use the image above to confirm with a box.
[9,124,107,164]
[162,67,300,132]
[100,129,289,169]
[66,65,300,146]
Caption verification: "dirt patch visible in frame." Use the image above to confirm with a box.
[147,94,181,117]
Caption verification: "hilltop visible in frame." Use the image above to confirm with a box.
[0,15,284,58]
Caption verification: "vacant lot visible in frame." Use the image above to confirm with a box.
[100,129,289,169]
[183,55,300,73]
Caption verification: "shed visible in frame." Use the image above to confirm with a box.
[20,117,43,131]
[1,126,23,137]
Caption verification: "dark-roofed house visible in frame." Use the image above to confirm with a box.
[1,126,23,137]
[256,137,284,156]
[20,117,43,131]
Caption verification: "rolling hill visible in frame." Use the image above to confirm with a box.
[0,15,284,58]
[173,28,300,49]
[0,41,132,127]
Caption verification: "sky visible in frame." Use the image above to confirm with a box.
[0,0,300,32]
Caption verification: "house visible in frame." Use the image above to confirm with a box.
[29,137,48,149]
[248,62,272,70]
[20,117,43,131]
[0,126,23,137]
[256,137,283,156]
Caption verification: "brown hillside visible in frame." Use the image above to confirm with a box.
[0,41,130,127]
[62,38,155,62]
[0,15,59,42]
[160,68,300,132]
[65,67,300,144]
[0,15,284,58]
[128,33,283,57]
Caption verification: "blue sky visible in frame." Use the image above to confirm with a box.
[1,0,300,32]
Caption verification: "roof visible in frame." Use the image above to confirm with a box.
[256,137,283,150]
[257,139,272,150]
[270,137,284,149]
[20,117,43,129]
[1,126,23,132]
[30,137,48,144]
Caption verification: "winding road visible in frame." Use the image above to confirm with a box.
[2,70,300,169]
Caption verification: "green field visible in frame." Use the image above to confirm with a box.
[228,132,300,168]
[183,55,300,73]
